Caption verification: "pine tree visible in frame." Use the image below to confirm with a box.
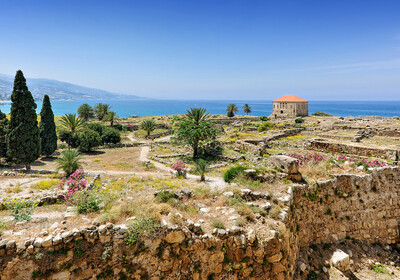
[39,95,57,156]
[6,70,41,170]
[0,109,8,158]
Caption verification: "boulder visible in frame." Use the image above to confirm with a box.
[331,249,350,272]
[269,155,299,174]
[165,231,186,244]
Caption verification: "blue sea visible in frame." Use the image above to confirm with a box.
[0,99,399,118]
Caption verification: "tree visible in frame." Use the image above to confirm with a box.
[58,113,84,147]
[226,104,238,117]
[0,109,8,158]
[174,107,217,158]
[39,95,57,156]
[140,119,157,137]
[105,111,117,127]
[56,149,82,176]
[77,103,94,121]
[76,129,102,152]
[94,103,111,120]
[101,127,121,144]
[243,104,252,115]
[194,159,209,182]
[6,70,41,170]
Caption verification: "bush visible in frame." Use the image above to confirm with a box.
[58,130,79,148]
[259,116,269,121]
[86,123,106,136]
[311,111,332,117]
[101,127,121,144]
[295,118,304,123]
[56,149,82,176]
[257,121,274,132]
[126,216,160,246]
[70,190,102,214]
[5,199,38,221]
[224,166,246,182]
[113,123,127,132]
[76,129,102,152]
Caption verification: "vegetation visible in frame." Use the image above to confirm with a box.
[295,118,304,123]
[226,104,238,117]
[257,121,274,132]
[56,149,82,176]
[58,113,84,147]
[174,107,217,158]
[259,116,269,121]
[126,216,160,246]
[101,127,121,144]
[0,109,8,158]
[5,199,38,221]
[76,129,102,152]
[6,70,41,170]
[94,103,111,120]
[39,95,57,156]
[223,166,246,182]
[70,190,102,214]
[311,111,332,117]
[140,119,157,137]
[77,103,94,121]
[194,159,209,182]
[243,104,252,115]
[105,111,118,127]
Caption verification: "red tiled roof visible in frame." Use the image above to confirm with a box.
[273,95,308,103]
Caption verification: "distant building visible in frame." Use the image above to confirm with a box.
[270,95,308,118]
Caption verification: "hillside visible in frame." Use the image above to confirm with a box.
[0,74,141,101]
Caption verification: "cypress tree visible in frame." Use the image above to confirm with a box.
[6,70,41,170]
[39,94,57,156]
[0,109,8,158]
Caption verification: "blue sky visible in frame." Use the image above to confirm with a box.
[0,0,400,100]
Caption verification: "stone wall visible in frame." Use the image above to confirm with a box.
[308,138,399,160]
[294,166,400,247]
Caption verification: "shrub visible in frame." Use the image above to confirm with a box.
[211,218,225,229]
[311,111,332,117]
[259,116,269,121]
[337,155,387,168]
[5,199,38,221]
[59,169,87,201]
[223,166,246,182]
[171,160,187,178]
[295,118,304,123]
[86,123,106,136]
[155,190,175,203]
[113,123,127,132]
[70,190,102,214]
[194,159,209,181]
[257,121,274,132]
[126,124,135,131]
[101,127,121,144]
[287,152,327,166]
[126,216,160,246]
[56,149,82,176]
[31,179,60,190]
[76,129,102,152]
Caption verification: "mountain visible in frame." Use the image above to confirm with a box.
[0,74,142,101]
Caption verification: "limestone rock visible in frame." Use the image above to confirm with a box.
[165,231,185,244]
[331,249,350,272]
[269,155,299,174]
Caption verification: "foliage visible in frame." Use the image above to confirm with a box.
[198,140,223,157]
[58,169,87,201]
[295,118,304,123]
[242,104,251,115]
[39,95,57,156]
[0,109,8,158]
[223,166,246,182]
[6,70,41,170]
[155,190,175,203]
[76,129,102,152]
[69,190,101,214]
[226,104,238,117]
[174,107,217,158]
[58,114,84,147]
[126,124,135,131]
[56,149,82,176]
[5,199,38,221]
[31,179,60,190]
[259,116,269,121]
[287,152,327,166]
[77,103,94,121]
[140,119,157,137]
[86,122,106,135]
[257,121,274,132]
[311,111,332,117]
[104,111,118,127]
[211,218,225,229]
[337,155,387,168]
[126,216,160,246]
[113,123,127,132]
[94,103,111,120]
[101,127,121,144]
[171,160,187,178]
[194,159,209,181]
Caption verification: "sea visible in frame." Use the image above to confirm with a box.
[0,99,399,118]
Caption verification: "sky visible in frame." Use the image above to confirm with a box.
[0,0,400,100]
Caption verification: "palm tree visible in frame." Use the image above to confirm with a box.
[140,119,157,137]
[59,113,84,134]
[185,107,209,124]
[56,149,82,176]
[94,103,111,120]
[243,104,252,115]
[226,104,238,117]
[105,111,118,127]
[77,104,94,121]
[194,159,209,182]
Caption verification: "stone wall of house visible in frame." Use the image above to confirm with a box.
[293,166,400,247]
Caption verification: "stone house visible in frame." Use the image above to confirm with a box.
[270,95,308,118]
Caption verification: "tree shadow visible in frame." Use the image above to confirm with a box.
[83,150,105,156]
